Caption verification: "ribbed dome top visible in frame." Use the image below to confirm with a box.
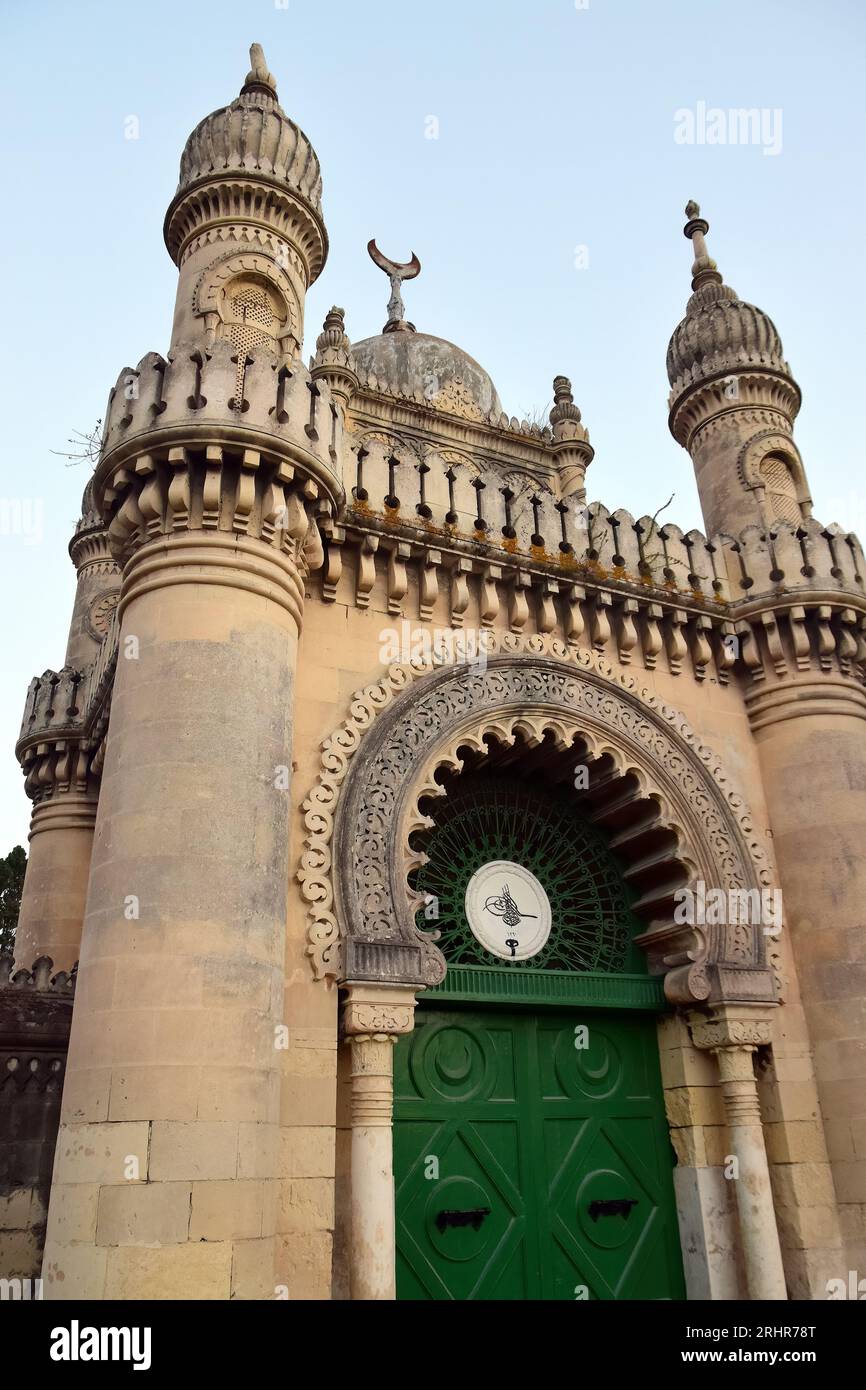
[175,47,322,214]
[667,281,790,398]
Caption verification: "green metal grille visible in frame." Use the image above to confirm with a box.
[413,777,643,976]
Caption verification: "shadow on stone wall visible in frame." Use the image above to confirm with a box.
[0,955,75,1282]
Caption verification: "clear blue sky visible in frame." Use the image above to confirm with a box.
[1,0,864,849]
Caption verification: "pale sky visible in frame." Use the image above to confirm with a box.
[1,0,864,848]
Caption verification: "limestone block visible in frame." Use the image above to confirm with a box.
[149,1121,239,1181]
[280,1126,335,1178]
[278,1178,334,1233]
[201,956,278,1010]
[770,1160,837,1208]
[759,1079,821,1125]
[275,1230,333,1300]
[232,1235,277,1300]
[189,1180,264,1240]
[831,1160,866,1205]
[658,1045,717,1089]
[46,1184,99,1244]
[53,1122,150,1185]
[108,1065,201,1122]
[838,1204,866,1240]
[43,1242,108,1300]
[0,1189,34,1229]
[673,1166,743,1300]
[96,1182,192,1246]
[764,1120,831,1165]
[104,1241,232,1300]
[280,1074,336,1127]
[197,1066,280,1125]
[775,1202,842,1251]
[824,1118,855,1160]
[237,1121,280,1179]
[663,1083,725,1129]
[58,1067,112,1123]
[0,1229,42,1277]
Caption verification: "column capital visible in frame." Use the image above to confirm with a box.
[690,1005,774,1055]
[341,981,419,1039]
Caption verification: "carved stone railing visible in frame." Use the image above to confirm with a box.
[100,338,345,505]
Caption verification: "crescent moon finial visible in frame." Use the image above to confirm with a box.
[367,240,422,331]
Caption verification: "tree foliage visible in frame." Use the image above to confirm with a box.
[0,845,27,955]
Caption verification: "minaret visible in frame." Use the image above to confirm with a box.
[40,46,344,1301]
[13,482,120,974]
[667,202,810,539]
[163,43,326,367]
[668,205,866,1276]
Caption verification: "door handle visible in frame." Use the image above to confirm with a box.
[587,1198,638,1222]
[435,1207,491,1233]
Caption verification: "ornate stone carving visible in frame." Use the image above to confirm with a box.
[86,591,119,640]
[342,983,417,1039]
[298,632,777,1004]
[691,1014,774,1051]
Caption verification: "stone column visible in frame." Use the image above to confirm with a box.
[13,793,98,975]
[342,983,417,1301]
[41,450,322,1301]
[747,682,866,1273]
[693,1012,788,1301]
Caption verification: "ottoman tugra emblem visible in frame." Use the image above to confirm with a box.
[483,882,538,957]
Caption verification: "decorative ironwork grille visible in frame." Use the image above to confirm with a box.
[412,776,643,975]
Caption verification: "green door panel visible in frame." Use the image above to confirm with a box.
[394,1007,685,1301]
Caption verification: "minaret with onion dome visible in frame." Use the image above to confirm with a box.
[667,202,811,539]
[39,46,341,1302]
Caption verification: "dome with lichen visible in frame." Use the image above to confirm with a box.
[351,332,502,422]
[173,44,323,215]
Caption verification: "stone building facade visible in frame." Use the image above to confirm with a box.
[3,45,865,1301]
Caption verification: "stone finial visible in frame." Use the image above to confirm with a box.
[549,376,585,441]
[315,306,351,359]
[242,43,278,99]
[311,306,358,407]
[683,199,723,292]
[548,376,593,499]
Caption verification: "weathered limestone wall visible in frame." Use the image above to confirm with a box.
[42,543,299,1299]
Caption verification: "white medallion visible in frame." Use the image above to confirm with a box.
[464,861,552,961]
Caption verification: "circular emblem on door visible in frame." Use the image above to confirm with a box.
[464,861,552,961]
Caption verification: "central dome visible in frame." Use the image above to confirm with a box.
[350,331,503,422]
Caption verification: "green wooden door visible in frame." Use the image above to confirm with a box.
[394,1006,685,1301]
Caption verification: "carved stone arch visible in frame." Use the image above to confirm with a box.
[298,634,778,1011]
[738,430,812,525]
[193,251,301,354]
[436,446,483,479]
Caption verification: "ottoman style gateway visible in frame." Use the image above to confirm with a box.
[2,44,865,1302]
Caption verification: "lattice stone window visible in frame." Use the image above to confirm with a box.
[759,453,802,526]
[218,276,287,405]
